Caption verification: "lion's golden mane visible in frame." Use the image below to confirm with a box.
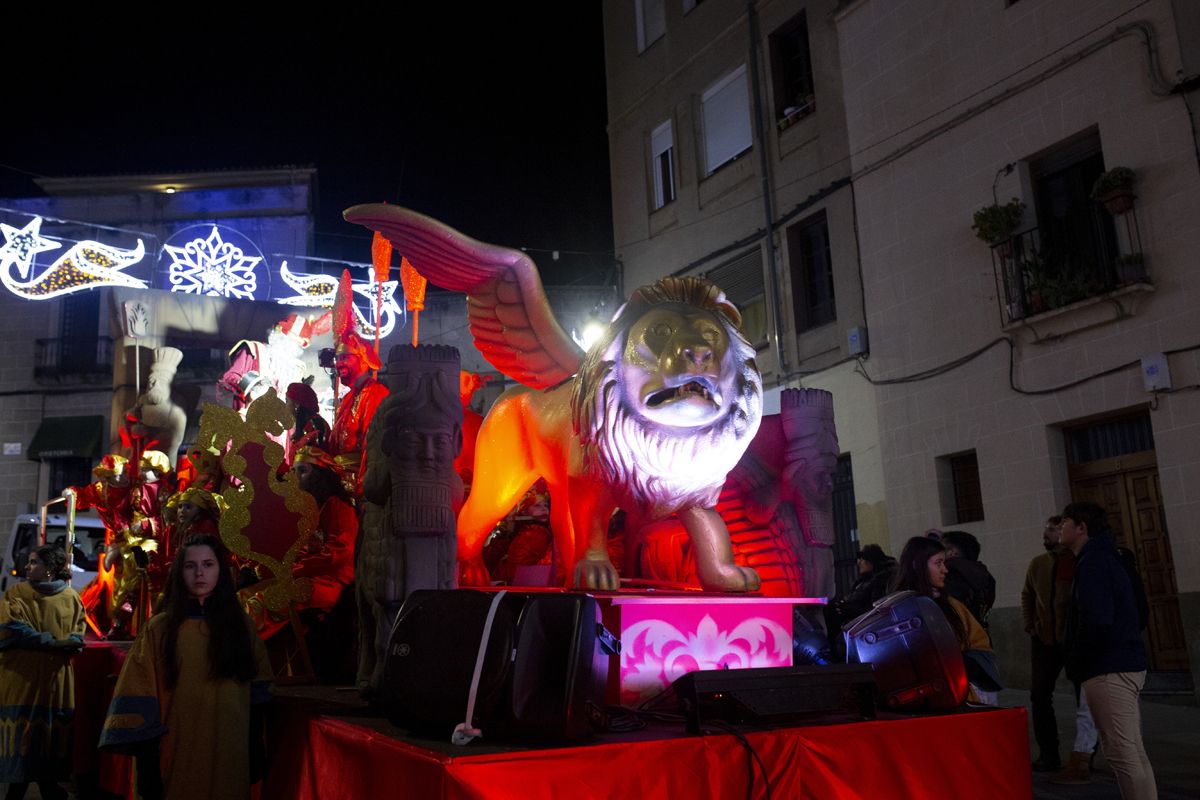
[570,277,762,519]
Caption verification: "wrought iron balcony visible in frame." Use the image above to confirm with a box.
[174,345,229,378]
[991,204,1146,324]
[33,336,115,381]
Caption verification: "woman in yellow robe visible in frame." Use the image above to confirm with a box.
[0,545,86,800]
[100,534,271,800]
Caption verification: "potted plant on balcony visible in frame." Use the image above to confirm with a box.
[972,198,1025,257]
[1021,256,1050,314]
[1091,167,1136,214]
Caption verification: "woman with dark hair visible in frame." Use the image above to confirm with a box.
[100,534,271,800]
[895,536,998,703]
[0,545,85,800]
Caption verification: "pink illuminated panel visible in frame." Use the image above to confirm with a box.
[616,596,819,705]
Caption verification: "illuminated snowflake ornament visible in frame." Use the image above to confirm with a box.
[164,226,263,299]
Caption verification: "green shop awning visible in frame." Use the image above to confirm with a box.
[27,415,105,461]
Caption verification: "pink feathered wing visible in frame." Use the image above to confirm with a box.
[343,204,583,389]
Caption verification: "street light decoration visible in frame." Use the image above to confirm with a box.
[0,216,147,300]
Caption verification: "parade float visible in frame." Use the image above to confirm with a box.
[14,204,1028,799]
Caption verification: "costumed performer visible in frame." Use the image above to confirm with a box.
[284,382,330,466]
[291,447,356,613]
[100,534,272,800]
[328,330,388,493]
[107,450,173,638]
[163,488,222,567]
[74,454,134,631]
[0,545,85,800]
[218,314,312,411]
[291,446,357,681]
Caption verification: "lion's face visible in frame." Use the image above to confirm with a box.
[572,284,763,518]
[619,304,736,429]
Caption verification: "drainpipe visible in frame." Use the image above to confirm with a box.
[747,0,790,376]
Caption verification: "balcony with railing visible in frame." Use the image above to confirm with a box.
[991,199,1147,325]
[34,336,115,382]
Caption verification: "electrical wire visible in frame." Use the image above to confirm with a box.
[614,2,1160,257]
[852,338,1200,397]
[700,719,772,800]
[600,701,771,800]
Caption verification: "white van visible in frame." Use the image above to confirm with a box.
[0,512,107,593]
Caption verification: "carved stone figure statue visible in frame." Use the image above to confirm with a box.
[127,347,187,468]
[358,344,463,693]
[779,388,839,599]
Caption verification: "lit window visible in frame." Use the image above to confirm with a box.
[650,120,676,210]
[770,13,816,124]
[636,0,666,53]
[700,65,752,175]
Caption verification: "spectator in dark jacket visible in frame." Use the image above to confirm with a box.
[941,531,996,629]
[833,545,896,624]
[826,545,895,660]
[1060,502,1156,800]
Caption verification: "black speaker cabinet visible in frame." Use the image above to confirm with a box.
[670,664,876,734]
[381,590,616,742]
[843,591,968,710]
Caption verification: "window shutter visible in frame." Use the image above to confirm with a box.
[705,248,763,307]
[701,66,752,174]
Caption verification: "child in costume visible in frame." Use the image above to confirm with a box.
[0,545,86,800]
[100,534,272,800]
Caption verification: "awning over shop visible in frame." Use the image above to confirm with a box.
[27,416,105,461]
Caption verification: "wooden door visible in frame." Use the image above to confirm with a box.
[1071,455,1189,670]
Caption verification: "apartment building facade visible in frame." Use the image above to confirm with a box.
[835,0,1200,692]
[605,0,1200,693]
[603,0,887,596]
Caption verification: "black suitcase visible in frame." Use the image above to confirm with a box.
[381,589,617,742]
[843,590,967,710]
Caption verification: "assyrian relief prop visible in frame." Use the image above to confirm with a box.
[345,205,763,592]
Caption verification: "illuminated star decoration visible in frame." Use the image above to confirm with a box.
[164,226,261,299]
[0,217,62,280]
[276,260,402,338]
[0,217,146,301]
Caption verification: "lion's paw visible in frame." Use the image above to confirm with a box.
[700,564,761,593]
[573,557,620,591]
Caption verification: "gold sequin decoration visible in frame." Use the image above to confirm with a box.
[194,389,318,612]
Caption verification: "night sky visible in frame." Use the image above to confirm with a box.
[0,9,614,285]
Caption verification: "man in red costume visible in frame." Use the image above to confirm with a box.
[291,446,357,614]
[104,450,174,636]
[329,330,388,494]
[73,454,134,632]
